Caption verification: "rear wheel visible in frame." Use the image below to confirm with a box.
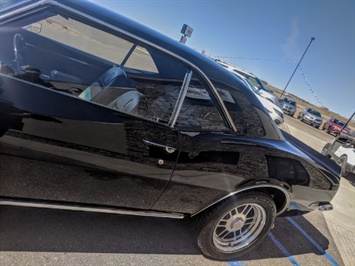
[195,192,276,260]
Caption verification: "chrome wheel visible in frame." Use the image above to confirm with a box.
[196,192,275,260]
[213,203,266,252]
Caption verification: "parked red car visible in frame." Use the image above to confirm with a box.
[322,118,350,136]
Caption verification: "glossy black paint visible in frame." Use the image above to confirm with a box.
[0,0,340,218]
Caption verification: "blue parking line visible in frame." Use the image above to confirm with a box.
[287,217,340,266]
[290,202,302,211]
[228,261,245,266]
[268,232,301,266]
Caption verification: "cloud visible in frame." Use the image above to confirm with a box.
[281,17,300,60]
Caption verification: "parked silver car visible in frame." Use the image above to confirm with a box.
[297,108,322,128]
[282,97,297,117]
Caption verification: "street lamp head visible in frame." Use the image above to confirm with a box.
[311,37,316,41]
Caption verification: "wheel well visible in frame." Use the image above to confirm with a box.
[339,154,348,162]
[192,185,289,217]
[250,187,287,215]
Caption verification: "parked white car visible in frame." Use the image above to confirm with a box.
[321,112,355,177]
[230,71,284,126]
[215,60,284,109]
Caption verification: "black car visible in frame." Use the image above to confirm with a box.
[0,0,340,260]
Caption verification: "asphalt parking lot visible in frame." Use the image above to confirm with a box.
[0,115,350,266]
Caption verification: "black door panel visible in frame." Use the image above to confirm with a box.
[0,76,179,210]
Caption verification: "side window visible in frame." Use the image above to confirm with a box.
[211,80,265,137]
[175,76,227,131]
[27,15,135,66]
[0,7,225,131]
[124,45,158,73]
[0,8,189,125]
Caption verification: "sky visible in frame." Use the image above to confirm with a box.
[92,0,355,118]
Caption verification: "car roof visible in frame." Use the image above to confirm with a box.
[1,0,284,138]
[3,0,271,103]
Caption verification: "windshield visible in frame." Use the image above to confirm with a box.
[284,98,296,107]
[308,109,321,117]
[334,119,345,127]
[256,77,273,93]
[243,77,261,95]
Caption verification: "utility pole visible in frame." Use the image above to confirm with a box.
[280,37,315,98]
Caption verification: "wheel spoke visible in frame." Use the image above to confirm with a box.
[218,229,229,238]
[241,205,253,216]
[213,201,270,253]
[222,213,231,221]
[245,217,255,224]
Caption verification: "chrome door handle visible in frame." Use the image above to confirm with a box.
[143,140,176,154]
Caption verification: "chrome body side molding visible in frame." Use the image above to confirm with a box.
[0,199,185,219]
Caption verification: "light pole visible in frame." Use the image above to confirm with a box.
[280,37,315,98]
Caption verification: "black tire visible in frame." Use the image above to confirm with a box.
[339,155,349,177]
[195,191,276,260]
[321,143,331,158]
[327,126,331,134]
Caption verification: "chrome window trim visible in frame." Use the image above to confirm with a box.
[0,0,237,132]
[0,0,50,19]
[191,183,291,217]
[0,198,185,219]
[168,70,192,127]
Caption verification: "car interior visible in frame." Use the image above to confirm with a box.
[0,12,228,132]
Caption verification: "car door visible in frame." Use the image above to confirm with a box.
[0,74,180,210]
[151,75,278,214]
[0,5,190,210]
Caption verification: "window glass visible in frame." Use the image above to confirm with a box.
[27,15,135,65]
[308,109,321,117]
[124,46,158,73]
[175,76,227,131]
[0,7,189,126]
[211,80,265,137]
[246,76,260,89]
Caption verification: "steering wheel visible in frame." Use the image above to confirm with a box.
[13,33,29,73]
